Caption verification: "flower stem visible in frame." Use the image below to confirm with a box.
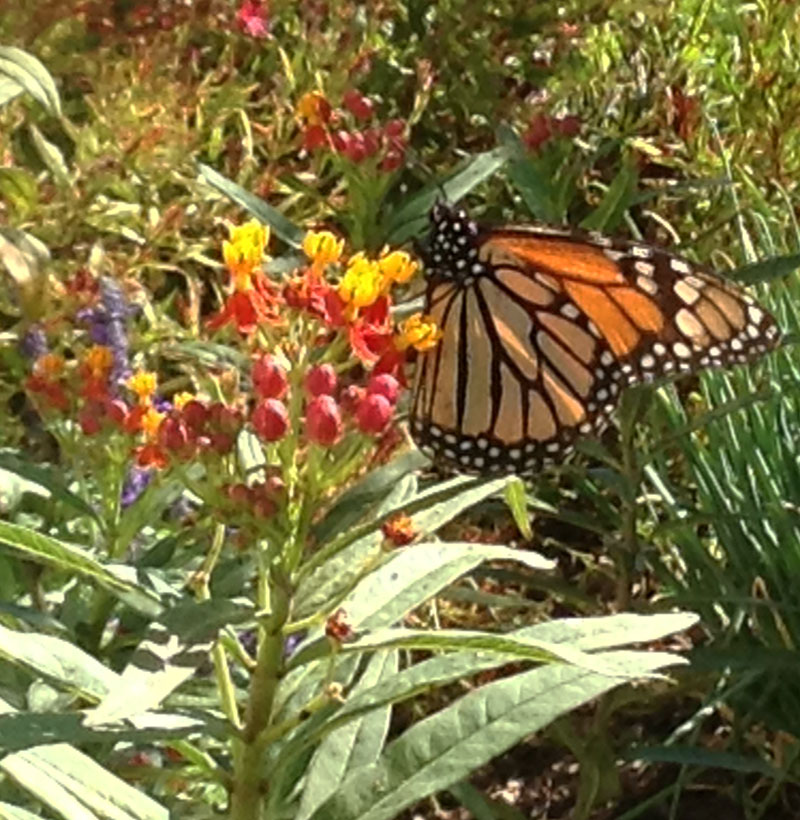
[229,567,291,820]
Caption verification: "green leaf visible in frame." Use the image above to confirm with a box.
[503,478,532,540]
[197,162,304,247]
[28,124,70,185]
[0,801,43,820]
[384,146,511,244]
[0,624,118,701]
[0,451,101,524]
[729,251,800,285]
[0,47,61,116]
[313,451,428,543]
[623,745,779,776]
[497,125,560,224]
[579,161,639,232]
[0,521,162,617]
[346,542,552,630]
[1,744,168,820]
[307,650,683,820]
[0,168,38,220]
[449,782,529,820]
[0,78,24,107]
[0,711,206,752]
[519,612,699,650]
[298,651,398,820]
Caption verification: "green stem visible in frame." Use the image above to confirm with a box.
[229,569,291,820]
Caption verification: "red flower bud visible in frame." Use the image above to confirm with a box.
[253,497,277,519]
[367,373,400,405]
[383,118,405,138]
[159,416,191,453]
[226,483,252,506]
[104,398,129,427]
[330,129,352,154]
[305,363,338,397]
[209,431,235,454]
[252,398,290,442]
[79,403,103,436]
[208,403,243,435]
[343,89,374,121]
[306,394,342,446]
[379,148,404,172]
[342,131,367,163]
[340,384,365,415]
[253,355,289,399]
[553,114,581,137]
[356,393,393,434]
[181,400,208,434]
[362,127,382,157]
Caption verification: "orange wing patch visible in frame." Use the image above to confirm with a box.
[485,236,625,284]
[563,280,640,356]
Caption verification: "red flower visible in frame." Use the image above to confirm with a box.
[252,399,290,442]
[302,124,328,152]
[553,114,581,137]
[356,393,393,434]
[136,442,169,469]
[373,346,409,385]
[236,0,269,38]
[306,395,342,446]
[348,296,393,365]
[523,113,553,152]
[325,608,354,642]
[253,355,289,399]
[284,270,346,327]
[305,364,338,397]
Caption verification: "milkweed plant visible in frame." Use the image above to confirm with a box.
[1,97,696,818]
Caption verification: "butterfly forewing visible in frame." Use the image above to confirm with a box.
[410,204,781,476]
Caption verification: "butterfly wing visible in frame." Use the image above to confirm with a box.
[410,210,780,476]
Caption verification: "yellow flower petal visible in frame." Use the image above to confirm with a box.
[396,313,443,351]
[378,250,418,285]
[302,230,344,268]
[338,253,386,308]
[127,371,158,403]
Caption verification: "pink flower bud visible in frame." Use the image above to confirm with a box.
[252,399,290,442]
[305,363,338,397]
[367,373,400,405]
[306,394,342,446]
[253,355,289,399]
[356,393,393,434]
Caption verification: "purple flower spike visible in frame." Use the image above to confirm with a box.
[20,325,48,360]
[100,277,130,320]
[121,466,153,508]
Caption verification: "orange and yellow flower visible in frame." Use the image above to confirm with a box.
[127,371,158,404]
[378,250,418,285]
[395,313,442,351]
[302,230,344,272]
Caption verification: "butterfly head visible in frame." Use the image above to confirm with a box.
[419,201,482,281]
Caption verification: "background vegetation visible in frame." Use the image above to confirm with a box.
[1,1,799,818]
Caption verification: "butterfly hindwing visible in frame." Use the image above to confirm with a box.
[410,204,780,476]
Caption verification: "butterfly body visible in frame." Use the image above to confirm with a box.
[410,203,781,475]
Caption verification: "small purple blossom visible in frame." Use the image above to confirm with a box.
[121,466,153,508]
[100,277,130,320]
[19,325,48,360]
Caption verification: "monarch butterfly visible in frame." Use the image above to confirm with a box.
[410,202,781,475]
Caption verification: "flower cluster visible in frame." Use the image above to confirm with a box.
[21,218,442,531]
[296,89,408,172]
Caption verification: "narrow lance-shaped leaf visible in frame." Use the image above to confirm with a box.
[307,651,685,820]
